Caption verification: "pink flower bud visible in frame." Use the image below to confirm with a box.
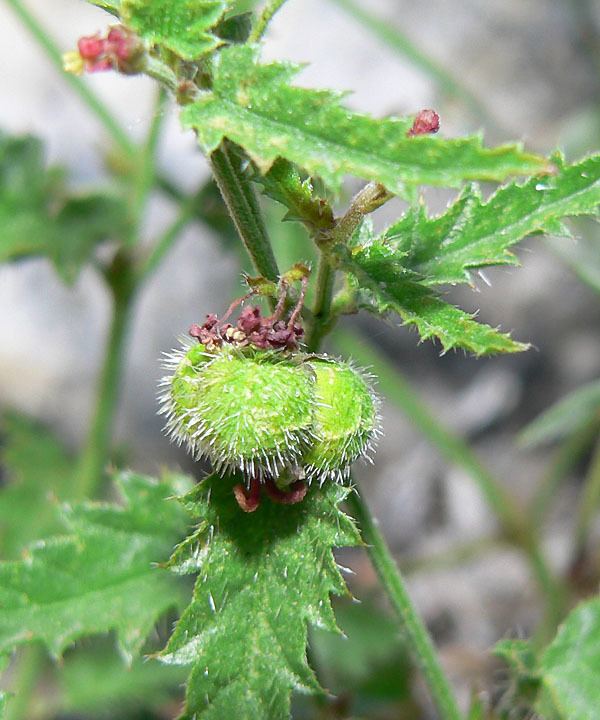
[408,109,440,137]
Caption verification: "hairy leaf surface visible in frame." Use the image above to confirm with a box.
[0,472,190,660]
[160,475,360,719]
[0,414,74,560]
[122,0,226,60]
[182,45,545,195]
[0,134,127,283]
[385,154,600,285]
[342,229,527,355]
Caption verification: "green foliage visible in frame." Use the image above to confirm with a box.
[537,598,600,720]
[122,0,226,60]
[0,472,190,661]
[519,379,600,447]
[309,600,413,707]
[59,642,186,716]
[0,133,127,284]
[384,154,600,286]
[0,413,74,560]
[342,223,528,354]
[89,0,121,14]
[160,474,360,719]
[182,45,545,196]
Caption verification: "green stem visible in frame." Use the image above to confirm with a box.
[138,191,200,283]
[306,255,335,352]
[529,419,599,528]
[346,490,464,720]
[574,435,600,558]
[5,0,135,158]
[210,142,280,282]
[249,0,290,42]
[127,87,168,244]
[333,327,566,634]
[4,645,45,720]
[328,0,497,132]
[75,260,135,500]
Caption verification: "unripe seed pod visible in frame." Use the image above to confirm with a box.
[301,358,380,483]
[160,342,315,478]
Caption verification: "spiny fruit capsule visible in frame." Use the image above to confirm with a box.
[161,339,380,485]
[301,357,379,483]
[160,342,315,478]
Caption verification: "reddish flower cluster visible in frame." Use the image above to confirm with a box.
[77,26,144,74]
[189,305,304,352]
[408,109,440,137]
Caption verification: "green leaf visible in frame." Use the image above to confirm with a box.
[160,474,360,719]
[182,45,546,195]
[60,641,186,715]
[252,158,335,233]
[88,0,121,14]
[519,379,600,447]
[0,133,127,283]
[342,228,528,355]
[385,154,600,286]
[538,597,600,720]
[122,0,226,60]
[0,692,7,719]
[0,413,74,560]
[309,600,412,704]
[0,471,190,661]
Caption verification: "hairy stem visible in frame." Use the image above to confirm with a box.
[346,490,464,720]
[210,142,280,283]
[249,0,290,42]
[5,0,135,158]
[333,327,567,635]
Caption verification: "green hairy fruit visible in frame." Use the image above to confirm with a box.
[161,342,315,477]
[302,358,380,483]
[161,341,380,483]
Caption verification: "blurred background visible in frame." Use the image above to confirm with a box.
[1,0,599,717]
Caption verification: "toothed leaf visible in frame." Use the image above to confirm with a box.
[160,475,360,719]
[0,133,127,283]
[0,414,74,560]
[341,229,527,355]
[0,472,190,660]
[182,45,545,195]
[384,154,600,286]
[122,0,226,60]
